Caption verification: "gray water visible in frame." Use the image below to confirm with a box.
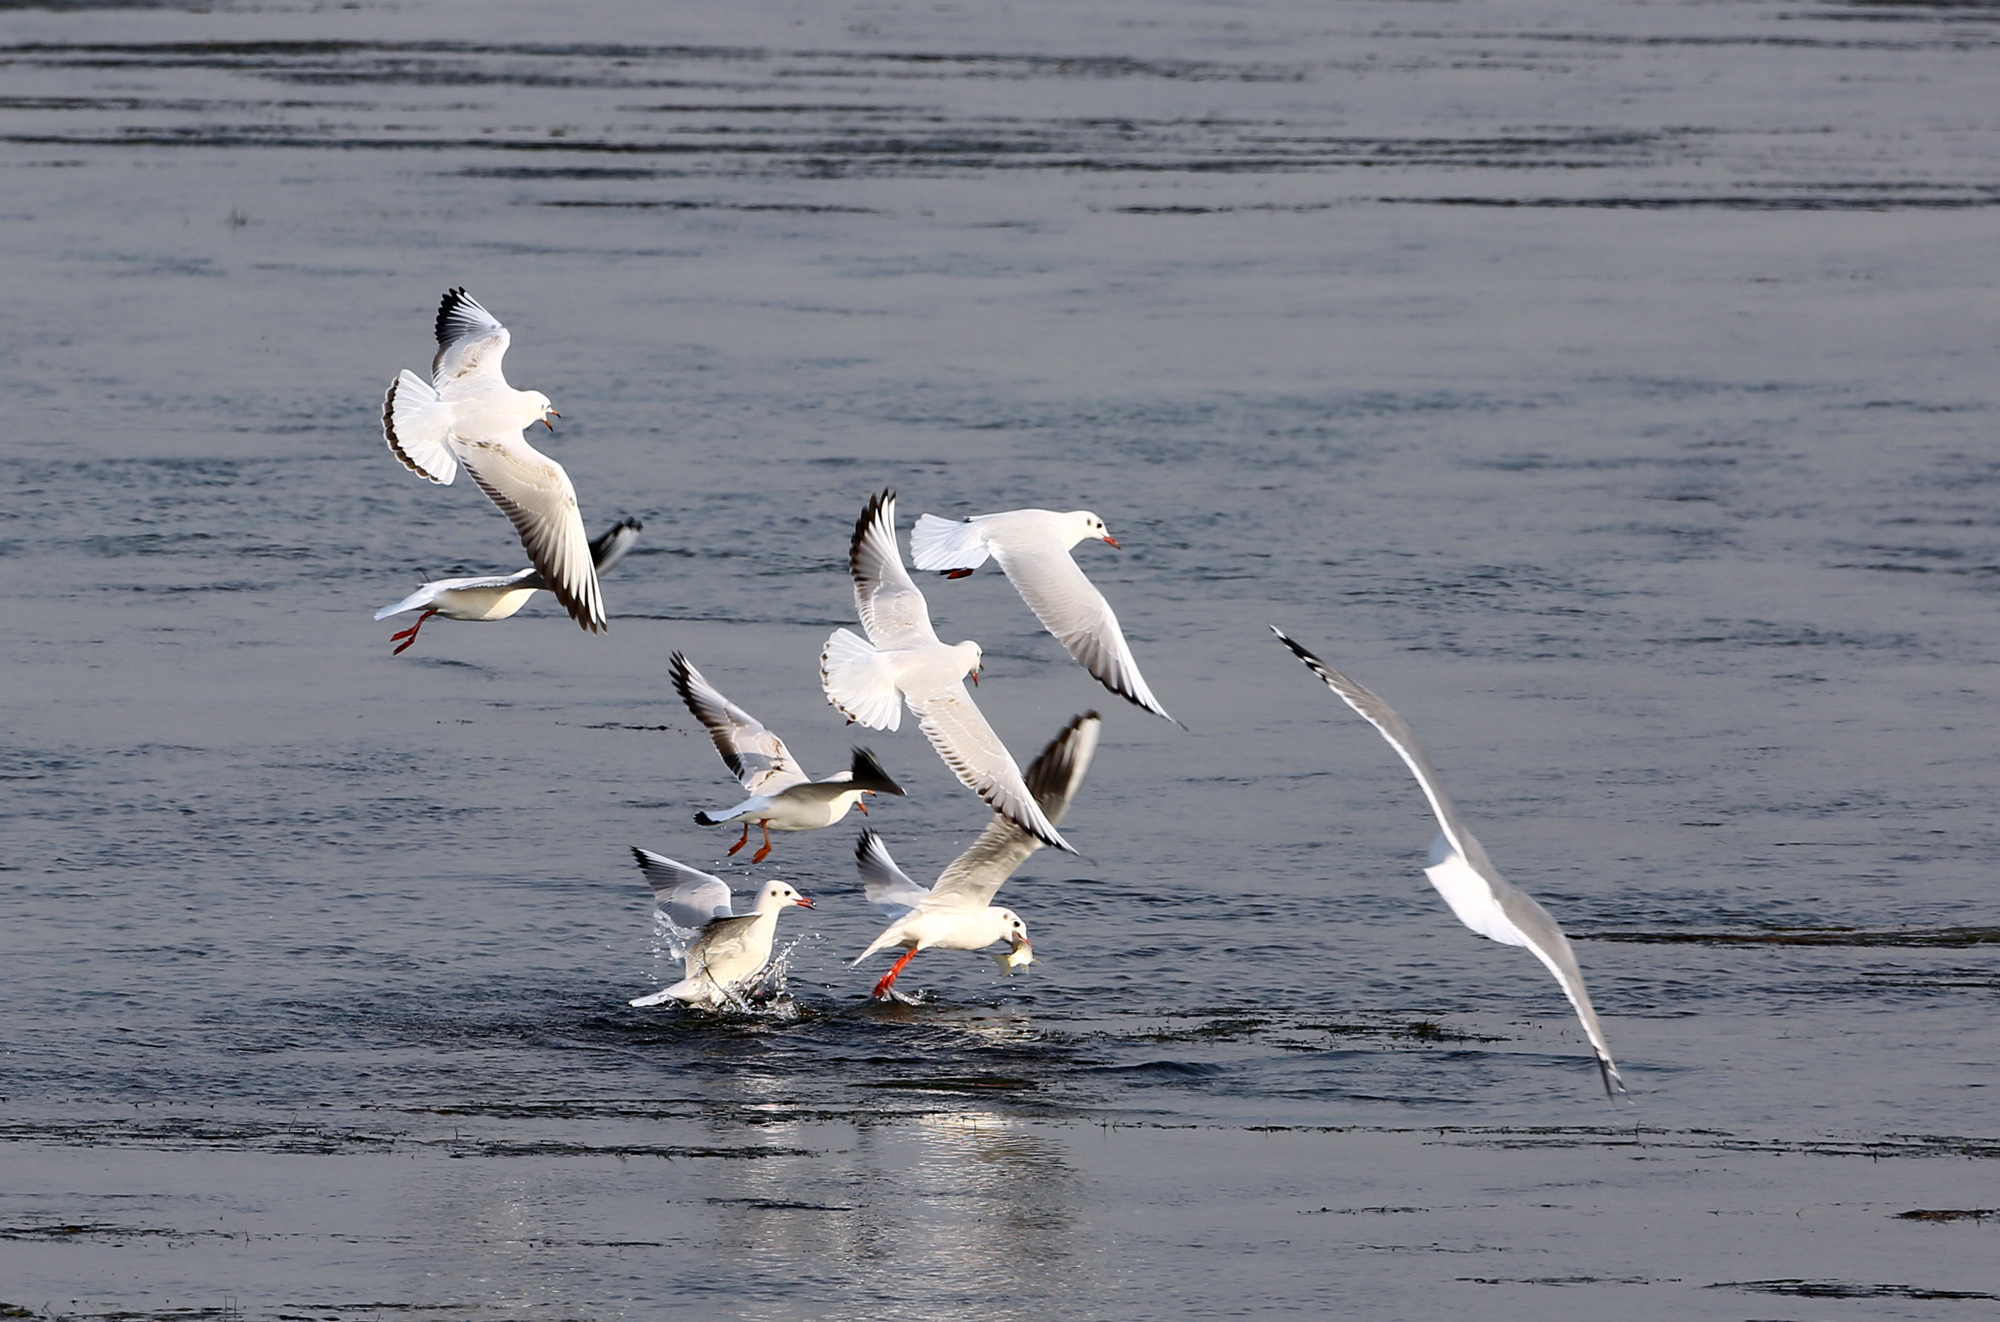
[4,0,2000,1317]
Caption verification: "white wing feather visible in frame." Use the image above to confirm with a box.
[458,439,605,633]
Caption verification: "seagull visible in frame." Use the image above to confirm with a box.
[821,489,1077,854]
[1271,627,1627,1099]
[382,287,605,633]
[853,711,1101,1001]
[375,518,641,655]
[670,651,908,862]
[912,507,1179,726]
[626,848,814,1009]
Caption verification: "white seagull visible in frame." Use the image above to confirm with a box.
[671,651,907,862]
[627,848,814,1009]
[821,489,1077,855]
[853,711,1101,1001]
[1272,628,1627,1099]
[382,287,605,633]
[375,517,641,655]
[912,507,1179,726]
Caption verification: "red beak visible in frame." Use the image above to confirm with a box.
[856,799,870,816]
[795,896,816,909]
[544,409,560,431]
[969,669,980,687]
[1103,535,1121,548]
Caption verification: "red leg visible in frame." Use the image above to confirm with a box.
[390,608,440,655]
[751,821,774,864]
[872,947,921,1000]
[726,823,750,856]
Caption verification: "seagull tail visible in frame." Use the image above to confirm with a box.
[909,513,991,572]
[383,370,458,485]
[820,628,903,731]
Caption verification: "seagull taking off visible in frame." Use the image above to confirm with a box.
[375,518,641,655]
[671,651,906,863]
[912,507,1179,726]
[821,489,1077,854]
[1271,627,1628,1100]
[382,287,605,633]
[853,711,1101,1001]
[627,848,814,1009]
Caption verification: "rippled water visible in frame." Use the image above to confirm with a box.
[4,0,2000,1317]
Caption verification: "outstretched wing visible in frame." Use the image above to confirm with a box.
[932,712,1100,907]
[632,847,734,930]
[589,517,643,574]
[373,567,538,620]
[849,489,938,649]
[908,681,1076,854]
[854,830,933,918]
[669,652,809,795]
[430,287,512,387]
[994,539,1177,724]
[458,436,605,633]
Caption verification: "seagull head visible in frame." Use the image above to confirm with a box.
[956,639,984,686]
[991,910,1033,968]
[1071,510,1119,549]
[525,391,557,431]
[758,882,815,912]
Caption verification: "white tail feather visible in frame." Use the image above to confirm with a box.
[821,628,904,731]
[910,514,991,572]
[382,369,458,485]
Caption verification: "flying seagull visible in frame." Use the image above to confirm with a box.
[1271,627,1627,1100]
[382,287,605,632]
[853,711,1101,1001]
[913,507,1179,725]
[671,651,906,862]
[376,517,641,654]
[821,489,1076,854]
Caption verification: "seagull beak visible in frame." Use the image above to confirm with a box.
[856,798,870,816]
[544,409,560,431]
[795,896,816,909]
[1103,534,1121,548]
[969,667,981,687]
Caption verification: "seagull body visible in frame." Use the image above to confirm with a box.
[375,518,641,654]
[1271,627,1627,1099]
[912,507,1178,725]
[382,288,605,633]
[627,849,814,1008]
[854,711,1101,1000]
[821,490,1077,855]
[671,652,906,862]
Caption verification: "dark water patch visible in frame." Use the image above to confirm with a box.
[1897,1207,2000,1222]
[538,199,877,213]
[1583,924,2000,947]
[705,1197,856,1212]
[1385,192,2000,209]
[1713,1278,2000,1299]
[1462,1275,1659,1286]
[859,1075,1040,1092]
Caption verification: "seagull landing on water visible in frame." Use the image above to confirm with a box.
[670,652,907,863]
[853,711,1101,1002]
[627,849,814,1009]
[375,518,641,655]
[1271,628,1628,1101]
[912,507,1181,727]
[382,287,605,633]
[821,489,1077,855]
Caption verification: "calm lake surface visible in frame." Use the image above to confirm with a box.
[4,0,2000,1317]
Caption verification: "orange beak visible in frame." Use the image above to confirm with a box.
[795,895,816,909]
[856,798,870,815]
[1103,534,1121,548]
[969,668,980,687]
[544,409,560,431]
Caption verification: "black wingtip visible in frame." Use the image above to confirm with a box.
[434,286,472,344]
[848,746,906,796]
[854,827,883,861]
[693,812,718,826]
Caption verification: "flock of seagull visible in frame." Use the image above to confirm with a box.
[377,288,1628,1100]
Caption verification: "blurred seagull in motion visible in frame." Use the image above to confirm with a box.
[671,651,906,862]
[382,287,605,632]
[375,517,641,655]
[853,711,1100,1001]
[821,489,1077,854]
[627,848,814,1009]
[1271,627,1628,1100]
[912,507,1180,726]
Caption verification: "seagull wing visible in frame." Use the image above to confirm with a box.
[907,680,1076,854]
[430,288,513,387]
[854,830,933,918]
[849,489,938,649]
[686,912,764,981]
[632,848,735,930]
[993,540,1177,724]
[669,653,809,795]
[932,711,1101,907]
[589,517,643,574]
[457,436,605,633]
